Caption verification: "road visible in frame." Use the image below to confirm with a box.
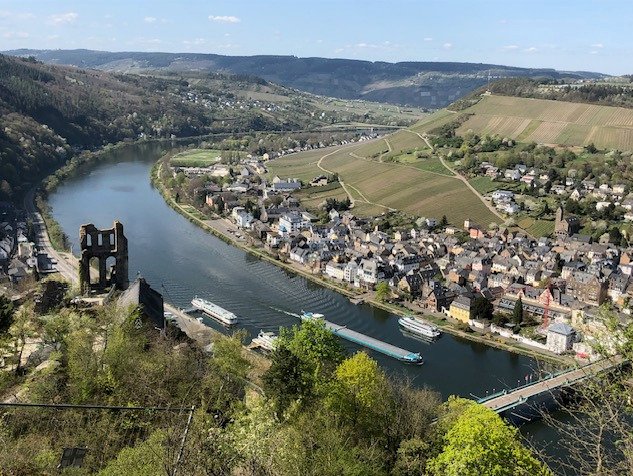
[483,356,624,411]
[23,189,79,285]
[404,129,506,223]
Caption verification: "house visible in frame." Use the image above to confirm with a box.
[504,169,521,181]
[449,295,472,324]
[279,212,306,236]
[491,190,514,202]
[309,175,329,187]
[325,262,345,280]
[272,178,301,192]
[344,261,359,283]
[231,207,254,229]
[421,280,455,312]
[546,323,575,354]
[566,271,607,306]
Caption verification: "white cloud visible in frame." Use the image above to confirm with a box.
[47,34,60,40]
[208,15,240,23]
[523,46,538,53]
[589,50,599,55]
[3,31,29,39]
[443,42,453,50]
[424,37,433,42]
[183,38,206,46]
[591,43,604,48]
[49,12,78,25]
[499,19,508,24]
[502,45,519,51]
[144,16,157,23]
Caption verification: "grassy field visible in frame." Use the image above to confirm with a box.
[171,149,227,166]
[517,217,555,237]
[468,176,502,195]
[409,109,457,134]
[268,132,499,226]
[294,182,349,211]
[458,95,633,150]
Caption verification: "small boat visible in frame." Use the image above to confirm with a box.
[301,311,325,320]
[191,297,238,326]
[398,316,441,339]
[251,330,278,352]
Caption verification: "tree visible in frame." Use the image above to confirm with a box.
[11,304,36,376]
[375,282,391,302]
[0,295,15,335]
[327,352,391,437]
[427,397,551,476]
[512,297,524,325]
[263,345,310,415]
[471,296,493,321]
[279,319,344,394]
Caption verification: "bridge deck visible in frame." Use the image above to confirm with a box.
[482,357,624,412]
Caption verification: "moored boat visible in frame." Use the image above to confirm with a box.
[398,316,441,339]
[191,297,238,325]
[251,330,278,351]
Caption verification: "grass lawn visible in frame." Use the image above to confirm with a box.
[171,149,228,167]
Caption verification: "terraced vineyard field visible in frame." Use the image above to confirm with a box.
[268,129,499,226]
[458,95,633,150]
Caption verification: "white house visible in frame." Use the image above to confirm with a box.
[279,212,306,236]
[546,322,575,354]
[492,190,514,202]
[325,262,345,280]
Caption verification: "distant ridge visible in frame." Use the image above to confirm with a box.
[4,49,607,108]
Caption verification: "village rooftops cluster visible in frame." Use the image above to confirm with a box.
[215,191,633,358]
[0,202,57,287]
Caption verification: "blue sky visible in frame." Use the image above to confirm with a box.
[0,0,630,75]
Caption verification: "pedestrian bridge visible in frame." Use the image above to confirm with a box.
[476,356,625,419]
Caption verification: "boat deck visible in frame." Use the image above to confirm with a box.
[308,317,422,363]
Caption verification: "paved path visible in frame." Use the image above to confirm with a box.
[23,189,79,285]
[482,356,624,411]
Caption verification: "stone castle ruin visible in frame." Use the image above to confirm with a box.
[79,221,129,294]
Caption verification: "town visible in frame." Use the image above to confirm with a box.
[154,143,633,362]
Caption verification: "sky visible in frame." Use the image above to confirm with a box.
[0,0,630,75]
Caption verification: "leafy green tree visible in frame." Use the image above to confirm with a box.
[375,282,391,302]
[279,319,344,395]
[427,397,551,476]
[327,352,391,437]
[512,297,524,325]
[471,296,493,321]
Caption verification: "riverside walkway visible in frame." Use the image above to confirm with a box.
[478,356,624,414]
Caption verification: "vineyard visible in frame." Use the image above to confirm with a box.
[458,95,633,149]
[268,130,499,226]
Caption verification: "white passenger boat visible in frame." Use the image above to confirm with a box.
[398,316,441,339]
[191,297,238,325]
[251,330,278,351]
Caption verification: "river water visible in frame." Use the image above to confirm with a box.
[47,142,563,460]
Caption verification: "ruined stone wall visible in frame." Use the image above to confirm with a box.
[79,221,129,294]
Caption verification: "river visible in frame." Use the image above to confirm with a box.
[46,142,564,461]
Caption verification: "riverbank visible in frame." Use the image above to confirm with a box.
[152,156,572,367]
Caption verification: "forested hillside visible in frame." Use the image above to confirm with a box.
[1,54,406,202]
[5,49,606,108]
